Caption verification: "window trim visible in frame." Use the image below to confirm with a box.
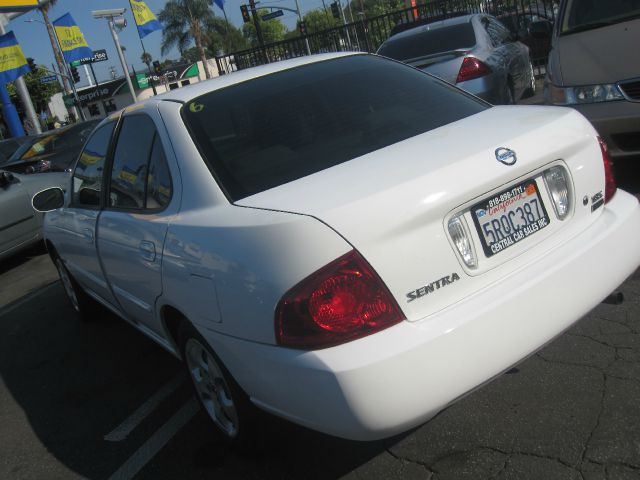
[69,120,119,210]
[103,113,174,215]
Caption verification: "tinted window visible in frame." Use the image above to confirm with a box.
[377,23,476,60]
[109,116,156,209]
[563,0,640,33]
[108,115,172,211]
[72,122,116,207]
[146,135,172,209]
[183,55,486,201]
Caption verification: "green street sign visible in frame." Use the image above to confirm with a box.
[135,73,149,89]
[70,60,81,67]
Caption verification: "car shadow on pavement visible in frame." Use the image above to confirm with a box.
[0,283,406,480]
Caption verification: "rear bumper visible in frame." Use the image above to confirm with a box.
[567,101,640,159]
[458,73,505,105]
[203,190,640,441]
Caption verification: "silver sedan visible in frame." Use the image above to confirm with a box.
[0,170,69,261]
[377,14,536,104]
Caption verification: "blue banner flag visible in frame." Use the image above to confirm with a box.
[130,0,163,38]
[0,31,30,85]
[214,0,225,10]
[53,13,93,64]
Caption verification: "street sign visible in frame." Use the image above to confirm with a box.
[40,75,58,84]
[92,49,108,63]
[70,49,109,67]
[261,10,284,20]
[135,73,149,89]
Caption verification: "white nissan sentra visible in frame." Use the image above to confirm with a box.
[32,53,640,445]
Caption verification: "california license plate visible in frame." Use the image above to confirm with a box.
[471,179,550,257]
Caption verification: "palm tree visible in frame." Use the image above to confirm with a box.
[141,52,153,72]
[159,0,215,79]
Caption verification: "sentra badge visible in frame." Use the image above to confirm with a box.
[406,273,460,303]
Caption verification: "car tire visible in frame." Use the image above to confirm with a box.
[53,254,99,321]
[179,321,257,449]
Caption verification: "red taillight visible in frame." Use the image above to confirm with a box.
[456,57,492,84]
[597,136,617,203]
[275,250,405,349]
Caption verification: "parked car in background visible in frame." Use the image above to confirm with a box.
[540,0,640,160]
[0,169,69,261]
[498,10,553,67]
[0,136,28,165]
[0,120,100,175]
[377,14,536,104]
[32,53,640,445]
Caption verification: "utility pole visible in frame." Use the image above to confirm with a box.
[293,0,311,55]
[248,0,269,63]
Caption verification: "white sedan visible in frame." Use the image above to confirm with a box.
[32,53,640,445]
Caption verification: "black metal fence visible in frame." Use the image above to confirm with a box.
[215,0,556,77]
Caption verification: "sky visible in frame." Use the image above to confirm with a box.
[5,0,332,88]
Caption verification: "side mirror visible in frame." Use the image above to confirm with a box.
[530,20,553,39]
[32,187,64,212]
[0,171,15,188]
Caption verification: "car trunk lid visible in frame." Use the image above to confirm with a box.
[236,106,606,321]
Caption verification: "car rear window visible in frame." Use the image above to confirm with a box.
[377,22,477,61]
[182,55,486,201]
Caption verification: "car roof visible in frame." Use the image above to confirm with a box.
[388,14,476,41]
[132,52,362,108]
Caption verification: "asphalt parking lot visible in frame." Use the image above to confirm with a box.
[2,249,640,480]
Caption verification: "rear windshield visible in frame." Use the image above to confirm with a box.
[182,55,486,201]
[15,121,98,161]
[377,22,476,61]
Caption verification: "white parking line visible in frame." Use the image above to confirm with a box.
[105,375,185,442]
[0,281,58,316]
[107,398,199,480]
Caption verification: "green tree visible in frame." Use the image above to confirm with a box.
[159,0,215,78]
[141,51,153,74]
[8,66,62,113]
[204,17,249,55]
[242,9,287,47]
[303,9,341,32]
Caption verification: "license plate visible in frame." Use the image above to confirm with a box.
[471,179,549,257]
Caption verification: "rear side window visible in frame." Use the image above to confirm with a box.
[72,122,116,207]
[183,55,486,201]
[377,22,477,61]
[108,115,172,211]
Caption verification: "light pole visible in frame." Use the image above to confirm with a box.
[92,9,137,104]
[293,0,311,55]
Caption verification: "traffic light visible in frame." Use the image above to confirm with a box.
[70,66,80,84]
[27,57,37,73]
[153,60,162,73]
[330,2,340,19]
[240,5,251,23]
[299,21,307,35]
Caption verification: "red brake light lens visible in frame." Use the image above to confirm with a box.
[456,57,493,84]
[275,250,405,350]
[597,136,616,203]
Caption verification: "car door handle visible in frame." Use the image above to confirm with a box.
[139,241,156,262]
[83,228,94,243]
